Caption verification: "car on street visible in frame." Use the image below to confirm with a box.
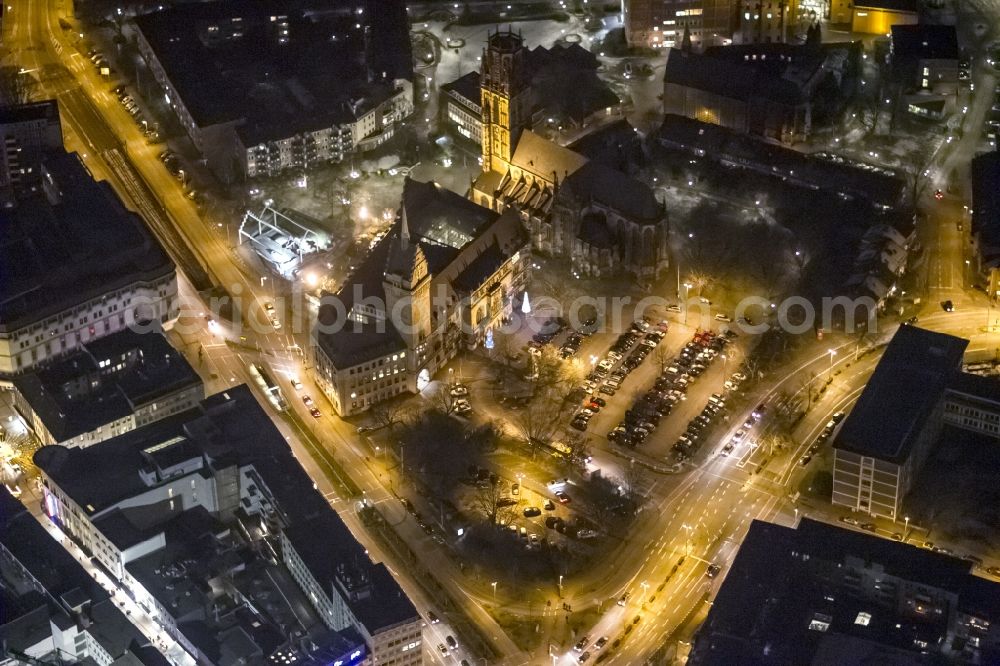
[706,563,722,578]
[450,384,469,397]
[290,378,303,391]
[839,516,858,525]
[523,506,541,517]
[309,407,322,419]
[574,637,590,652]
[302,395,314,406]
[798,455,812,466]
[941,300,955,312]
[446,636,457,649]
[595,637,609,649]
[437,644,448,656]
[544,500,556,511]
[555,490,571,504]
[618,592,631,606]
[578,652,591,663]
[427,611,440,624]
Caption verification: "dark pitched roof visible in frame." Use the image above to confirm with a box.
[891,24,958,61]
[834,326,967,462]
[663,47,821,107]
[564,161,663,223]
[656,114,905,207]
[0,152,174,332]
[441,71,481,107]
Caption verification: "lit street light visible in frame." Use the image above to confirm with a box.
[492,580,498,602]
[827,348,837,376]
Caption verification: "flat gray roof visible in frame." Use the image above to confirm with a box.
[834,326,967,463]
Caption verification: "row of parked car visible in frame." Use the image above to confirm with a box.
[604,329,728,451]
[570,320,667,432]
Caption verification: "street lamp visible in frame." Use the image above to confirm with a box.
[827,348,837,376]
[558,574,563,597]
[491,581,498,602]
[904,515,910,540]
[681,523,694,555]
[640,581,649,601]
[682,282,694,325]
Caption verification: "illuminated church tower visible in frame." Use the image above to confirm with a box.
[480,28,531,175]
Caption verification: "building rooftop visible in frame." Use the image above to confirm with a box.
[834,326,967,463]
[441,71,482,108]
[133,0,411,143]
[12,328,202,443]
[689,518,1000,665]
[0,99,60,125]
[33,385,328,521]
[656,114,905,207]
[891,24,959,61]
[316,178,527,368]
[564,161,663,223]
[0,151,174,334]
[511,129,590,183]
[971,151,1000,260]
[284,512,419,634]
[0,487,167,665]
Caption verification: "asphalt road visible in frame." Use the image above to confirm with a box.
[8,0,1000,663]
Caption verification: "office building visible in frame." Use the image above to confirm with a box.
[441,72,483,144]
[833,326,1000,519]
[34,385,423,665]
[891,24,959,118]
[10,327,203,449]
[471,30,670,279]
[623,0,739,49]
[312,177,531,416]
[0,150,177,376]
[851,0,919,34]
[133,0,414,183]
[0,100,62,204]
[0,487,168,666]
[970,150,1000,280]
[689,519,1000,664]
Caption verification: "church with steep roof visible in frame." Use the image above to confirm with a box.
[470,29,670,279]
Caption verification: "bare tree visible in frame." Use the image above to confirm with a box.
[533,347,580,397]
[0,67,33,107]
[621,462,644,504]
[653,344,673,374]
[433,386,457,415]
[561,433,591,468]
[538,276,578,316]
[370,402,413,432]
[469,477,516,526]
[511,400,562,458]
